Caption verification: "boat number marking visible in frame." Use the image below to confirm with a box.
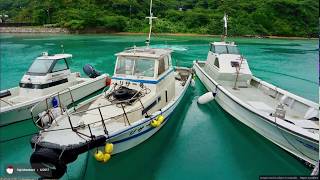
[296,139,318,152]
[129,125,145,136]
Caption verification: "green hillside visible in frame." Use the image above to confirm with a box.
[0,0,318,37]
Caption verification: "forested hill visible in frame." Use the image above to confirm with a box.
[0,0,318,37]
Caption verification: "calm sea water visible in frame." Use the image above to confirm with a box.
[0,34,318,179]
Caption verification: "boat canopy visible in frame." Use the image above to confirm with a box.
[37,53,72,60]
[210,42,240,55]
[27,53,71,75]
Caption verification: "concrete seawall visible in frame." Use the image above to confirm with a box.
[0,27,69,33]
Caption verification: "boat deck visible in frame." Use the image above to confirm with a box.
[223,85,319,130]
[40,74,189,146]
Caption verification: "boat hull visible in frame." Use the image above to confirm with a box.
[0,75,107,127]
[105,75,191,154]
[193,62,319,165]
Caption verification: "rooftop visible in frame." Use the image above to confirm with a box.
[37,53,73,60]
[115,47,172,59]
[211,42,237,46]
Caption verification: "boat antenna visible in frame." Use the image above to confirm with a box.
[60,44,64,53]
[145,0,157,47]
[222,13,228,42]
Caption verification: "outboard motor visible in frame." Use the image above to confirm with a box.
[83,64,101,78]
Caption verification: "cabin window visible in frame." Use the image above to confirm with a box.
[210,45,215,52]
[164,56,169,70]
[158,58,165,75]
[27,59,54,74]
[116,57,155,77]
[116,57,135,75]
[214,45,228,54]
[227,46,240,54]
[214,58,220,68]
[133,59,155,77]
[52,59,68,72]
[213,45,240,55]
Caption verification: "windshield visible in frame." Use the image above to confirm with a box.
[134,59,155,77]
[116,57,155,77]
[227,46,240,54]
[215,45,228,54]
[52,59,68,72]
[212,45,240,54]
[28,59,54,74]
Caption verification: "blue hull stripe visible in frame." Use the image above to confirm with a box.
[112,69,173,84]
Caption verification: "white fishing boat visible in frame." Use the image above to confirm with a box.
[29,1,193,178]
[194,14,319,166]
[0,52,109,127]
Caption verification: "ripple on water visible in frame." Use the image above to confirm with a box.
[262,47,317,54]
[150,44,188,51]
[44,43,56,46]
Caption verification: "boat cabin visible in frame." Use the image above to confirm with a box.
[205,42,252,87]
[111,47,176,107]
[209,42,240,55]
[113,48,174,84]
[19,53,75,90]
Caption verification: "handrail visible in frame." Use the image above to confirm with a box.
[30,86,77,114]
[120,103,131,126]
[98,107,108,134]
[60,88,152,138]
[36,96,162,140]
[35,85,155,140]
[70,92,144,116]
[67,87,76,111]
[30,86,78,130]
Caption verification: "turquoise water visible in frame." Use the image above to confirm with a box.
[0,34,318,179]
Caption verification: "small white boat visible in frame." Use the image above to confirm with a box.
[29,1,193,178]
[0,52,109,127]
[194,14,319,166]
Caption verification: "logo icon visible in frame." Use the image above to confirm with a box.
[6,166,14,174]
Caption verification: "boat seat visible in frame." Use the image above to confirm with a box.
[285,116,319,130]
[247,101,274,114]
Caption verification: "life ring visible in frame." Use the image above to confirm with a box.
[30,148,67,179]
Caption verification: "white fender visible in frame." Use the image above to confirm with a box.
[191,79,195,87]
[197,92,216,104]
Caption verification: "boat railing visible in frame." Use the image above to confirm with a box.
[42,98,150,141]
[30,87,77,128]
[36,88,153,141]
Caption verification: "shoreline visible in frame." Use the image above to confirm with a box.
[114,32,318,40]
[0,27,317,40]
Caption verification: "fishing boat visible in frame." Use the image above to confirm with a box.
[193,14,319,166]
[0,52,108,127]
[29,1,193,178]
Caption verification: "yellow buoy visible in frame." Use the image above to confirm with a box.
[94,150,104,162]
[103,153,111,163]
[105,143,114,154]
[157,115,164,124]
[151,119,159,127]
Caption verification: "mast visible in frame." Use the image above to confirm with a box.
[222,13,228,42]
[145,0,157,47]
